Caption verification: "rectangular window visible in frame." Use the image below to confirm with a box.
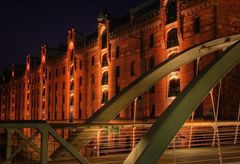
[92,91,94,100]
[116,66,120,78]
[62,67,65,75]
[116,46,120,58]
[91,74,94,84]
[91,56,95,66]
[55,83,58,91]
[55,69,58,78]
[130,61,135,76]
[79,60,82,70]
[79,76,82,86]
[48,85,51,94]
[79,92,82,102]
[62,95,65,104]
[55,96,57,105]
[149,57,155,70]
[62,81,65,90]
[49,71,51,80]
[149,34,154,48]
[193,17,200,34]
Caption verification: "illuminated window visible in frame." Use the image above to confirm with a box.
[130,61,135,76]
[149,34,154,48]
[167,28,179,48]
[168,78,180,97]
[166,0,177,24]
[102,90,108,104]
[102,54,108,67]
[102,71,108,85]
[193,16,200,34]
[102,31,107,49]
[116,46,120,58]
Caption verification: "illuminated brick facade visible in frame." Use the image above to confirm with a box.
[0,0,240,122]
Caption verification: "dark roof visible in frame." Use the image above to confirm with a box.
[46,47,66,61]
[14,65,25,78]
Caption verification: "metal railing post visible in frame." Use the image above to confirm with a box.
[39,125,48,164]
[5,129,12,164]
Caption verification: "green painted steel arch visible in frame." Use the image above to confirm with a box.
[124,41,240,164]
[52,35,240,160]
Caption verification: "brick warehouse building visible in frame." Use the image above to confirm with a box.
[0,0,240,123]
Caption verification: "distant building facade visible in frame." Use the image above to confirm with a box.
[0,0,240,122]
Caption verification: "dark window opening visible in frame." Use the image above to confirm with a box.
[102,54,108,67]
[130,61,135,76]
[70,82,74,90]
[149,34,154,48]
[102,71,108,85]
[102,31,107,49]
[62,67,65,75]
[116,66,120,78]
[168,78,180,97]
[79,92,82,102]
[70,67,74,76]
[92,91,94,100]
[79,108,82,119]
[150,104,155,118]
[79,76,82,86]
[116,46,120,58]
[193,16,200,34]
[102,90,108,104]
[70,97,74,105]
[91,74,95,84]
[150,86,155,94]
[116,85,120,94]
[91,56,95,66]
[167,28,179,48]
[79,60,82,70]
[166,0,177,24]
[55,69,58,78]
[149,57,155,70]
[71,51,74,61]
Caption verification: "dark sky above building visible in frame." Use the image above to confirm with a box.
[0,0,146,74]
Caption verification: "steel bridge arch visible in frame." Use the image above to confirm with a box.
[124,41,240,164]
[52,35,240,160]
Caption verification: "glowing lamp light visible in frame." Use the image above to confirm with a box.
[69,41,74,50]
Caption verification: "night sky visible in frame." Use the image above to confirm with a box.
[0,0,146,74]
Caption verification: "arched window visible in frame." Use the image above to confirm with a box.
[102,54,108,67]
[102,71,108,85]
[168,78,180,97]
[166,0,177,24]
[102,31,107,49]
[102,90,108,104]
[167,28,179,48]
